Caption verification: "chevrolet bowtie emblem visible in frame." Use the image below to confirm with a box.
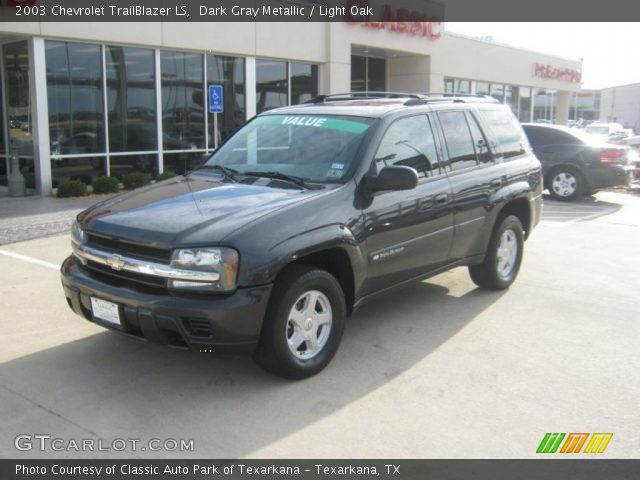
[106,255,125,271]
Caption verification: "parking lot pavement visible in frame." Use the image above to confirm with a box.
[0,195,112,246]
[540,193,624,224]
[0,191,639,459]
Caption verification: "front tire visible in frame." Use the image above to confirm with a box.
[469,215,524,291]
[254,265,346,379]
[547,167,584,201]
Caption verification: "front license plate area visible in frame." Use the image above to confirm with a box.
[90,297,121,327]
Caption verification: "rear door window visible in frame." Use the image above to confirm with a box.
[466,112,492,164]
[437,111,478,171]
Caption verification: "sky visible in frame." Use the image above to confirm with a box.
[445,23,640,89]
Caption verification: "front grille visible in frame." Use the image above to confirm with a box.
[85,260,167,289]
[86,233,171,263]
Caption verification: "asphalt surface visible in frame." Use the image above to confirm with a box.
[0,191,638,458]
[0,194,114,246]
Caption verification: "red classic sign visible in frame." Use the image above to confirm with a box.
[347,0,442,40]
[533,63,582,84]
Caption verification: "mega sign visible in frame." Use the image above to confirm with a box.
[346,0,443,40]
[533,63,582,84]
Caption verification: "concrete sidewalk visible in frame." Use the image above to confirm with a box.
[0,194,111,246]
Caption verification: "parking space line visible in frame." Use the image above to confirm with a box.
[0,249,60,271]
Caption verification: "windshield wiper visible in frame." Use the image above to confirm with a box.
[197,164,239,181]
[243,171,311,190]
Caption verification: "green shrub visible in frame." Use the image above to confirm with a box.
[57,180,87,198]
[157,170,177,181]
[123,171,152,190]
[92,176,120,194]
[70,174,93,185]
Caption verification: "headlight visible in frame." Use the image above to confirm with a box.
[71,221,86,245]
[169,247,239,292]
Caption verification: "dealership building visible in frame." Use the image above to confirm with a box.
[0,20,583,195]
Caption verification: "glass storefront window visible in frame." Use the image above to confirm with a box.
[444,78,454,94]
[206,55,245,146]
[533,89,556,122]
[51,156,106,187]
[351,55,366,92]
[0,158,6,187]
[368,57,386,92]
[476,82,489,96]
[518,87,532,122]
[0,67,4,157]
[454,79,471,94]
[505,85,519,115]
[4,42,33,157]
[256,59,287,113]
[490,84,505,103]
[161,51,205,151]
[110,153,157,180]
[290,62,318,105]
[46,41,105,156]
[106,46,157,152]
[163,151,207,176]
[350,55,386,93]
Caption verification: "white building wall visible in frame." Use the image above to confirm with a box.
[0,22,583,94]
[599,84,640,131]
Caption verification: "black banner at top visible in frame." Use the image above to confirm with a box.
[1,0,640,21]
[2,459,640,480]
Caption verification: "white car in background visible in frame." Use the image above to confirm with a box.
[584,122,630,142]
[623,136,640,184]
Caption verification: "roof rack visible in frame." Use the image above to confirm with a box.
[404,93,500,106]
[303,91,500,106]
[304,92,424,104]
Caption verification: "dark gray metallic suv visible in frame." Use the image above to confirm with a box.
[61,93,543,378]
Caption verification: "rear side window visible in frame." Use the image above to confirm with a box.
[524,126,582,147]
[482,109,528,159]
[437,111,478,171]
[374,115,441,179]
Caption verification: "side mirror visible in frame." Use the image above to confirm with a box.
[366,166,419,193]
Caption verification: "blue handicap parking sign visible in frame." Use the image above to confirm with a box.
[209,85,223,113]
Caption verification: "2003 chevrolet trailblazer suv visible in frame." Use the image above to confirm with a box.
[62,93,542,379]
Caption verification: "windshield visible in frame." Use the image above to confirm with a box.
[203,114,374,184]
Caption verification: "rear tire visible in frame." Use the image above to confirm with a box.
[547,167,584,201]
[469,215,524,291]
[254,265,346,379]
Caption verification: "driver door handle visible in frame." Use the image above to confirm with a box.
[490,179,503,188]
[434,193,449,204]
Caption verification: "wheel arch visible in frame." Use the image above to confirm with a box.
[499,197,532,240]
[287,248,357,316]
[265,225,366,317]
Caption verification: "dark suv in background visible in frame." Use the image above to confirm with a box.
[522,123,634,201]
[62,93,542,379]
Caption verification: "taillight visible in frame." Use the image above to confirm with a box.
[599,149,624,165]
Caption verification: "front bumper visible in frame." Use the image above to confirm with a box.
[61,255,271,353]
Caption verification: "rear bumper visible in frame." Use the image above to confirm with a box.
[586,165,634,189]
[61,255,271,353]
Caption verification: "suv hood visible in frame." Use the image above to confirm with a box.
[78,174,320,246]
